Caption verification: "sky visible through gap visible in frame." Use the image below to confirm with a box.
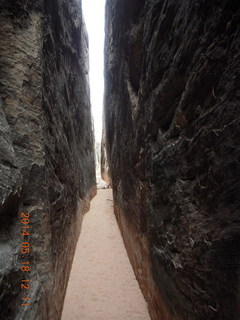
[82,0,106,144]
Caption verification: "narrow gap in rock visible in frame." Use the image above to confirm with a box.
[61,1,150,319]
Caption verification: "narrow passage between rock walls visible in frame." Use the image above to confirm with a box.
[61,189,150,320]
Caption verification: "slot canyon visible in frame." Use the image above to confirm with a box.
[0,0,240,320]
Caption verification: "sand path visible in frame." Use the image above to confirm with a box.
[61,189,150,320]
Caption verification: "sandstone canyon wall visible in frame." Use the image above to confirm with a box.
[104,1,240,319]
[101,127,110,184]
[0,0,96,319]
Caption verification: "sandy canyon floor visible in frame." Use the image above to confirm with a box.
[61,189,150,320]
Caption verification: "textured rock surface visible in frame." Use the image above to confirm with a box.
[0,0,96,319]
[101,127,110,184]
[104,1,240,319]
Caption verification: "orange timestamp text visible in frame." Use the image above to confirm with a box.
[19,212,31,306]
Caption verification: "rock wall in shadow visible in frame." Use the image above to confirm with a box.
[101,127,111,184]
[0,0,96,319]
[104,0,240,319]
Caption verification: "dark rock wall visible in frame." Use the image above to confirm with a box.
[104,1,240,319]
[0,0,96,319]
[101,128,110,184]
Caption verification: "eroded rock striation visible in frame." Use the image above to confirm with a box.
[104,1,240,319]
[0,0,96,319]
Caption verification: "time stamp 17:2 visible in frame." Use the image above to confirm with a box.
[20,212,31,307]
